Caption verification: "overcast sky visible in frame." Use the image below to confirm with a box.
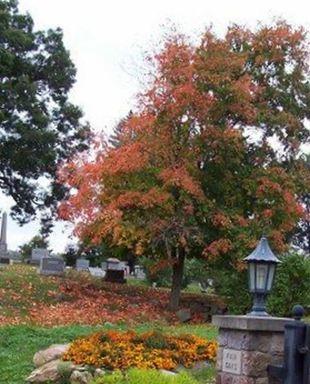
[2,0,309,253]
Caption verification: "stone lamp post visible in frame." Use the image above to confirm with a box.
[213,236,293,384]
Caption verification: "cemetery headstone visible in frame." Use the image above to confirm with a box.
[10,258,22,265]
[76,258,90,271]
[8,250,21,261]
[89,267,105,278]
[39,257,65,276]
[134,265,146,280]
[106,258,122,270]
[31,248,49,265]
[105,258,126,283]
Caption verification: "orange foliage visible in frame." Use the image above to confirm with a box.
[0,277,175,327]
[59,20,308,273]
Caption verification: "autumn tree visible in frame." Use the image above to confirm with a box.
[0,0,90,226]
[60,21,309,310]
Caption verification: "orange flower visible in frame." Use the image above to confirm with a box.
[63,330,218,370]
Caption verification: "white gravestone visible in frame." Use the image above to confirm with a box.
[39,257,65,276]
[31,248,49,265]
[107,258,123,271]
[134,265,146,279]
[222,349,242,375]
[89,267,105,278]
[76,258,90,271]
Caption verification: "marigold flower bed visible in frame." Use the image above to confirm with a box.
[63,330,217,371]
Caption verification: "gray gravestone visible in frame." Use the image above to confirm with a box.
[76,258,90,271]
[105,258,126,283]
[31,248,49,265]
[39,257,65,276]
[0,212,9,263]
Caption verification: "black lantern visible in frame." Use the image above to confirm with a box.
[244,236,280,316]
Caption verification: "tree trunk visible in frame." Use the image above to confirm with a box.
[168,247,185,311]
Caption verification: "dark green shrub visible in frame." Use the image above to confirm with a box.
[211,252,310,317]
[211,268,251,315]
[267,253,310,317]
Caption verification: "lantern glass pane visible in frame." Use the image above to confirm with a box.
[249,263,256,291]
[267,264,275,291]
[256,263,268,290]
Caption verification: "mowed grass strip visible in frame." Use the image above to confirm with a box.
[0,323,218,384]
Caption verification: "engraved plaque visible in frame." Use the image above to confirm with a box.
[222,349,242,374]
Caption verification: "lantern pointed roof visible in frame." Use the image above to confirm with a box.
[244,236,280,263]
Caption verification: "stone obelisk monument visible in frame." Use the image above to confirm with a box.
[0,212,8,256]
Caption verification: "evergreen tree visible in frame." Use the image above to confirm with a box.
[109,111,133,148]
[0,0,90,227]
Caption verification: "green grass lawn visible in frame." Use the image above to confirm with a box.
[0,323,218,384]
[0,264,59,318]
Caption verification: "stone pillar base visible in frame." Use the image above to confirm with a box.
[212,315,294,384]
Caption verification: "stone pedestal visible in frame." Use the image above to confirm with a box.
[212,315,294,384]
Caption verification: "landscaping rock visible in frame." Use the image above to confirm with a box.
[33,344,70,367]
[27,359,62,383]
[57,361,76,380]
[94,368,105,378]
[70,370,93,384]
[176,308,191,323]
